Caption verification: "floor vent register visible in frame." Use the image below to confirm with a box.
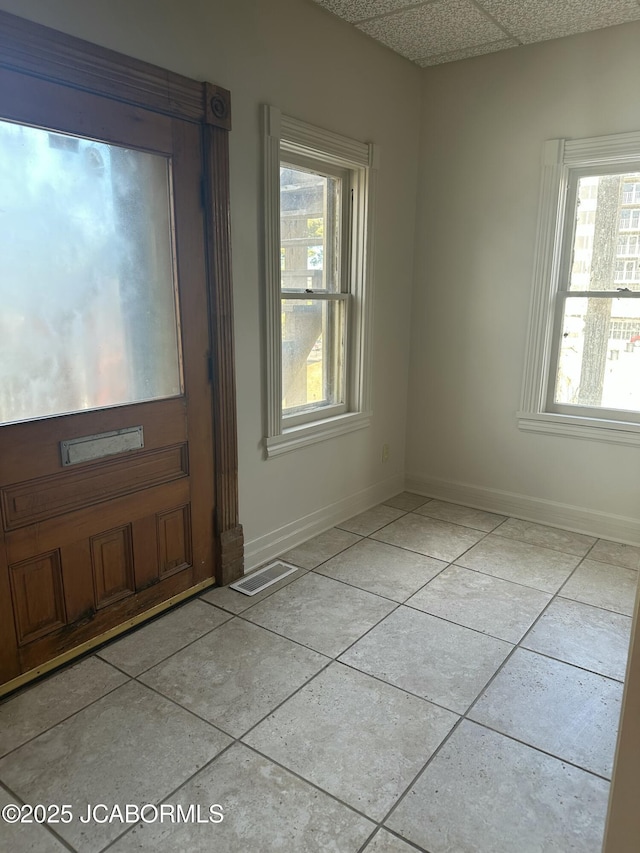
[229,560,299,596]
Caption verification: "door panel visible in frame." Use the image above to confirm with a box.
[1,444,189,530]
[0,65,215,686]
[9,551,66,646]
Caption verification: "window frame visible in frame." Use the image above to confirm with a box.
[263,106,377,457]
[519,131,640,446]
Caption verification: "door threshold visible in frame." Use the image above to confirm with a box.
[0,577,216,699]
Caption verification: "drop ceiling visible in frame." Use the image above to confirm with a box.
[311,0,640,65]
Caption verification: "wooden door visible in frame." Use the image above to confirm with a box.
[0,54,219,688]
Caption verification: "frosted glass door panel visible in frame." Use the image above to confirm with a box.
[0,120,182,425]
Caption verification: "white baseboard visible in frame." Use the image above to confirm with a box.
[405,473,640,546]
[243,472,405,572]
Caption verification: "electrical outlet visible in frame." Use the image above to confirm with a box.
[382,443,390,463]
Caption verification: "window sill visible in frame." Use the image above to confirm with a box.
[265,411,371,457]
[517,411,640,446]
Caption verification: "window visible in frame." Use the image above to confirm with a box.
[279,159,348,421]
[622,181,640,203]
[0,120,181,424]
[620,208,640,230]
[263,107,377,455]
[618,234,639,256]
[520,132,640,444]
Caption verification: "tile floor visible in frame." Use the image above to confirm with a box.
[0,493,638,852]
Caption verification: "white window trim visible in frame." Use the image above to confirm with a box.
[519,130,640,446]
[263,106,378,457]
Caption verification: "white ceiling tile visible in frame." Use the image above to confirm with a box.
[313,0,429,24]
[356,0,506,61]
[417,37,519,65]
[479,0,640,44]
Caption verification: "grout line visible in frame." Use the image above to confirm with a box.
[363,512,629,836]
[357,825,431,853]
[236,597,399,655]
[0,672,132,762]
[131,672,245,739]
[335,657,463,718]
[100,610,235,680]
[460,718,614,783]
[313,557,451,604]
[97,737,239,853]
[377,713,468,835]
[239,740,379,825]
[199,566,311,615]
[0,780,78,852]
[1,497,635,852]
[514,645,627,684]
[554,592,635,620]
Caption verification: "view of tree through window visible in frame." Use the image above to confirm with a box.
[554,171,640,413]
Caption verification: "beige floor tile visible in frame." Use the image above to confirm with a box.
[243,572,395,656]
[406,565,551,642]
[383,492,429,511]
[0,786,69,852]
[243,663,457,821]
[0,497,630,853]
[0,681,231,853]
[0,656,128,758]
[493,517,596,556]
[522,598,632,681]
[386,721,609,853]
[456,535,580,593]
[590,539,640,571]
[200,566,307,614]
[414,500,506,532]
[363,828,418,852]
[340,606,512,713]
[140,618,327,737]
[109,743,374,852]
[560,558,639,616]
[97,599,231,676]
[469,649,622,777]
[316,538,447,602]
[371,514,485,562]
[281,528,362,569]
[337,504,405,536]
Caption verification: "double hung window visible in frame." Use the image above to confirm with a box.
[263,107,376,456]
[279,155,349,423]
[520,132,640,443]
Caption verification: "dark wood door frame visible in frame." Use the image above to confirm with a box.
[0,11,244,584]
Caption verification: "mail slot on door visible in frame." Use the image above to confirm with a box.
[60,426,144,466]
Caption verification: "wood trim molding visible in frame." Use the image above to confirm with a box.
[202,120,244,584]
[204,82,232,130]
[0,8,225,125]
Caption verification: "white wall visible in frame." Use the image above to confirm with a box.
[407,23,640,544]
[0,0,422,567]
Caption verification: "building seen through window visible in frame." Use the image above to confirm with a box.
[554,171,640,413]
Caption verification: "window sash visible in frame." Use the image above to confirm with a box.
[547,291,640,420]
[281,293,349,425]
[278,153,351,428]
[279,152,351,298]
[549,166,640,419]
[263,105,376,454]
